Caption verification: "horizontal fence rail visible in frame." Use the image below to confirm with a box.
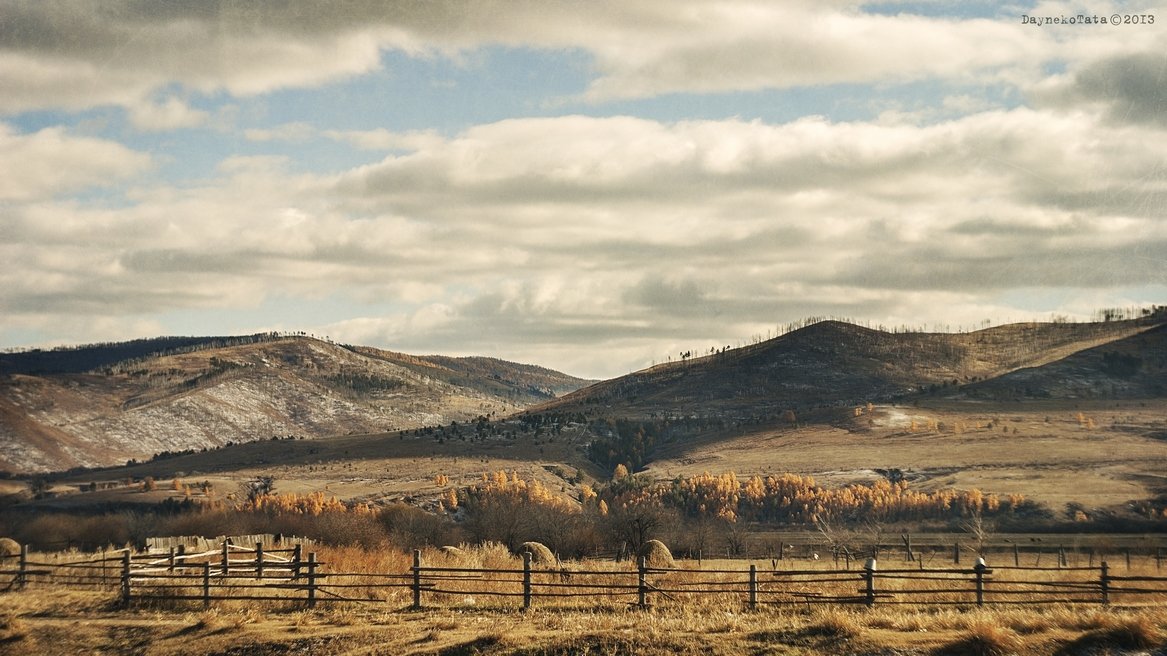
[4,545,1167,612]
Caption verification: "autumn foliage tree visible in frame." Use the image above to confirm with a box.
[599,471,1021,530]
[459,470,586,554]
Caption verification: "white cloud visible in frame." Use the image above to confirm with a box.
[3,1,1156,114]
[324,128,445,151]
[6,106,1164,370]
[579,7,1042,100]
[128,96,209,131]
[0,124,151,201]
[4,1,1167,377]
[245,122,317,142]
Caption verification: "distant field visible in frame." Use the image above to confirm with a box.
[648,399,1167,517]
[23,398,1167,529]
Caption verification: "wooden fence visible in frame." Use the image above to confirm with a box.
[4,545,1167,612]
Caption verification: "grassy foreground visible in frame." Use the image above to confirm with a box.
[2,587,1165,655]
[4,543,1166,655]
[2,541,1167,653]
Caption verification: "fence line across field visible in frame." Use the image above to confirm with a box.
[3,543,1167,611]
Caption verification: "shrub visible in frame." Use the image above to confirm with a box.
[379,504,460,549]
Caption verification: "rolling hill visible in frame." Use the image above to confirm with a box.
[3,311,1164,480]
[532,316,1166,421]
[0,335,592,474]
[962,322,1167,400]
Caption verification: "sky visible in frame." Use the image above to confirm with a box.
[1,0,1165,380]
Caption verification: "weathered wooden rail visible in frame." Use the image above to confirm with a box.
[4,545,1166,612]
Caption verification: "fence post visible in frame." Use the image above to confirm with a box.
[256,542,264,580]
[120,550,131,606]
[202,561,211,608]
[953,542,960,565]
[1099,561,1109,606]
[412,549,422,610]
[168,547,176,573]
[1124,549,1130,571]
[974,558,987,607]
[522,551,532,611]
[863,558,877,608]
[748,564,758,611]
[18,544,28,590]
[637,555,648,609]
[1158,547,1162,571]
[306,552,317,609]
[221,541,230,577]
[1013,544,1019,567]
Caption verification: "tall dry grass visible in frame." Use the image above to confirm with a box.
[5,543,1167,655]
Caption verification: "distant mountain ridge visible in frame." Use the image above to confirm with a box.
[0,335,593,474]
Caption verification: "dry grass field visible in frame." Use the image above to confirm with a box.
[31,397,1167,525]
[649,399,1167,515]
[4,544,1167,655]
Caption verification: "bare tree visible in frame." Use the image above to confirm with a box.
[961,507,993,557]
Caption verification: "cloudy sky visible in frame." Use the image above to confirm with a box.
[2,1,1165,379]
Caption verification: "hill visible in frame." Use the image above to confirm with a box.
[963,323,1167,400]
[0,334,281,376]
[532,317,1165,421]
[5,314,1167,524]
[0,336,592,474]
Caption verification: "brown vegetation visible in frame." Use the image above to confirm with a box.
[3,541,1167,655]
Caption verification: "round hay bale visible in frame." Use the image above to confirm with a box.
[0,537,20,558]
[637,540,675,568]
[518,541,556,566]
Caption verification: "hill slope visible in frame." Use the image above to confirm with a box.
[963,322,1167,400]
[534,317,1165,421]
[0,336,591,473]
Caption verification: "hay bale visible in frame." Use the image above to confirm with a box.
[637,540,675,568]
[518,541,556,566]
[0,538,20,558]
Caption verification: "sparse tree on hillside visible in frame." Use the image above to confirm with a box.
[613,463,629,481]
[27,477,49,500]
